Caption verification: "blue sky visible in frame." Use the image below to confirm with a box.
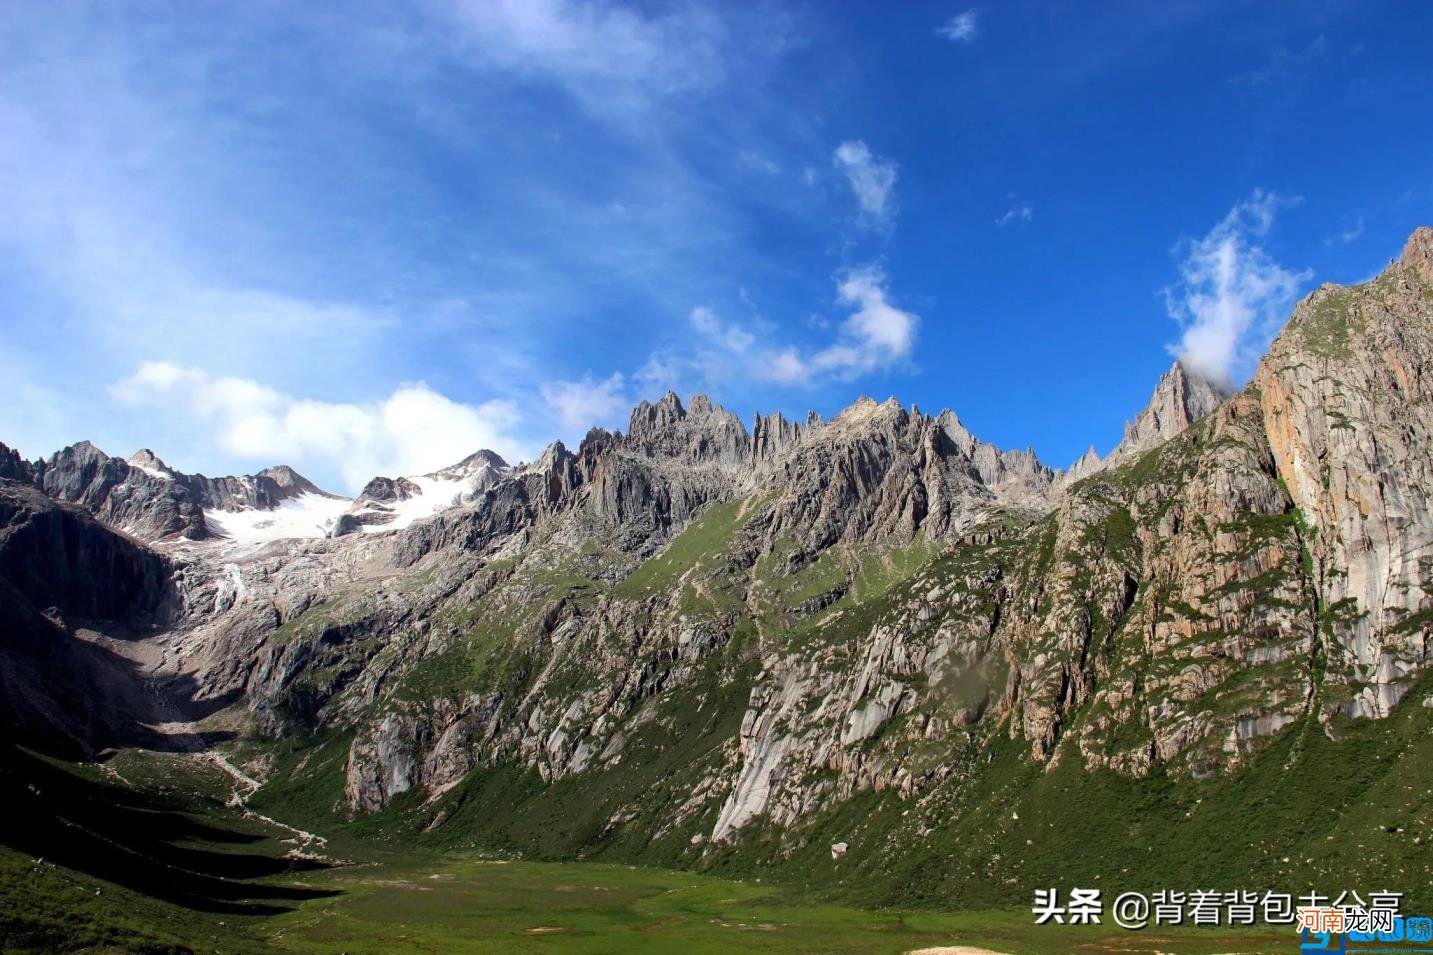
[2,1,1431,493]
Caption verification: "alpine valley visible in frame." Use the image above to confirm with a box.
[4,229,1433,954]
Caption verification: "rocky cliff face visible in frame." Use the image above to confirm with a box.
[1256,227,1433,719]
[3,229,1431,900]
[25,443,343,543]
[0,442,38,482]
[1058,359,1230,481]
[707,231,1433,841]
[319,231,1432,834]
[38,441,211,541]
[1108,360,1229,462]
[0,480,178,755]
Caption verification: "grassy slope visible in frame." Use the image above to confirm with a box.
[261,856,1288,955]
[248,477,1433,917]
[0,744,323,953]
[2,744,1300,954]
[699,670,1433,914]
[10,387,1430,950]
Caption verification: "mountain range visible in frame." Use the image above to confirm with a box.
[2,227,1431,921]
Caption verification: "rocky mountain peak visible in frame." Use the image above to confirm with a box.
[453,449,509,471]
[1402,225,1433,283]
[0,441,38,482]
[830,395,906,433]
[1064,445,1103,482]
[255,465,328,498]
[628,391,686,440]
[532,440,573,473]
[50,440,106,467]
[354,475,421,505]
[1104,359,1229,466]
[126,449,178,480]
[621,392,749,474]
[39,440,209,541]
[333,450,512,537]
[934,409,977,456]
[752,410,805,463]
[427,449,509,482]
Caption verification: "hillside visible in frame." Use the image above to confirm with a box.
[2,228,1431,946]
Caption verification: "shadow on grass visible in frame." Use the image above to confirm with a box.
[0,743,340,915]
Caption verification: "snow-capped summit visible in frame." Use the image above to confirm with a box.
[333,450,512,536]
[427,449,509,483]
[194,463,349,545]
[23,441,350,546]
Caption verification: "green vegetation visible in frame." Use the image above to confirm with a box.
[4,742,1302,954]
[1299,287,1359,358]
[700,672,1433,915]
[259,856,1286,954]
[614,498,752,601]
[0,744,318,954]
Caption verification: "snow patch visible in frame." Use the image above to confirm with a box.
[130,463,174,481]
[204,492,351,543]
[359,466,500,533]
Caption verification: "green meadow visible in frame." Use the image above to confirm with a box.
[260,856,1295,954]
[0,738,1293,955]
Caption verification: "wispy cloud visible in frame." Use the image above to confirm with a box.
[833,140,899,229]
[0,2,811,483]
[738,150,782,175]
[760,267,919,383]
[689,305,755,353]
[1326,215,1365,246]
[1232,34,1327,89]
[1,2,918,481]
[437,0,729,121]
[996,203,1033,226]
[684,267,919,388]
[110,361,529,490]
[936,9,980,43]
[1164,190,1310,388]
[540,372,630,433]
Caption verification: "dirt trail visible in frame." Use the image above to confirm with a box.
[90,622,340,864]
[198,751,335,860]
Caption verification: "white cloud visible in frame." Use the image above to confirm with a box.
[738,150,781,175]
[690,305,755,352]
[630,353,683,394]
[1327,215,1365,246]
[833,140,898,229]
[756,266,919,384]
[821,267,919,369]
[765,347,811,384]
[996,203,1032,226]
[936,9,979,43]
[440,0,727,119]
[540,267,921,409]
[540,372,629,432]
[1165,190,1310,388]
[109,361,528,491]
